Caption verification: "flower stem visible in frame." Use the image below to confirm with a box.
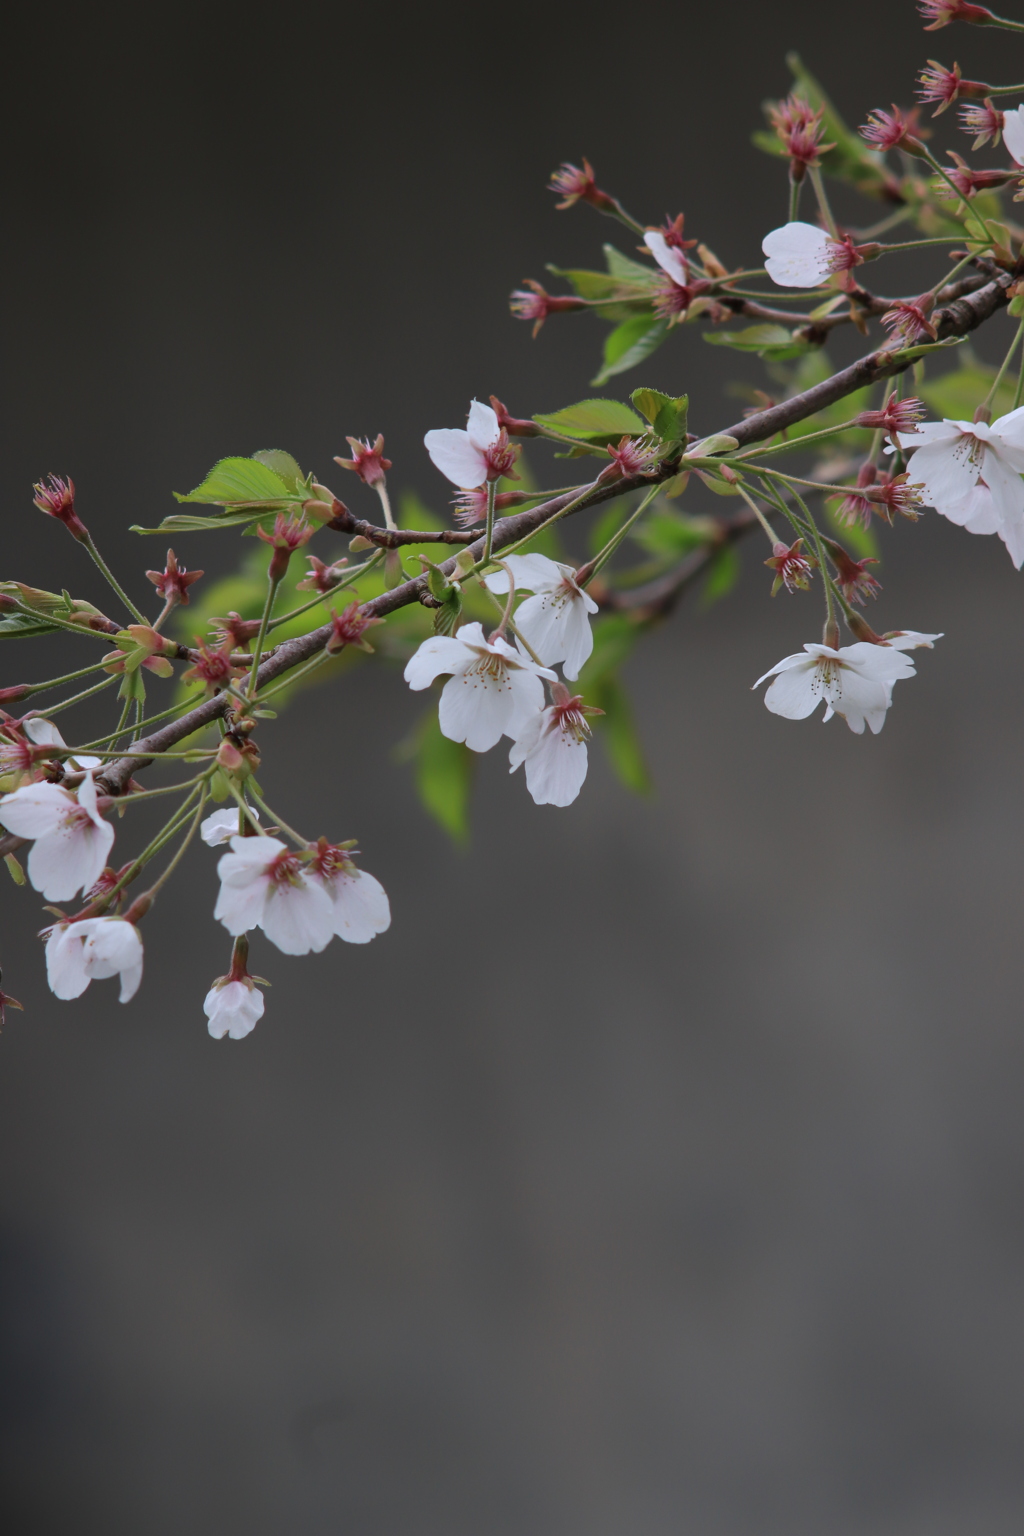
[581,484,662,584]
[483,479,498,566]
[808,166,838,238]
[141,789,209,899]
[478,581,546,666]
[769,478,834,629]
[246,575,282,697]
[254,650,331,703]
[22,657,119,695]
[375,482,397,532]
[223,778,266,835]
[245,788,309,849]
[788,174,802,223]
[267,553,384,630]
[982,316,1024,411]
[82,534,148,624]
[919,147,998,248]
[78,695,197,750]
[30,676,119,719]
[734,418,863,461]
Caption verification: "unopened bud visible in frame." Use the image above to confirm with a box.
[4,853,25,886]
[0,686,30,704]
[845,612,886,644]
[823,617,841,650]
[122,893,153,925]
[349,534,374,552]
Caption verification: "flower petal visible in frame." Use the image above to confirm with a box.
[643,230,688,284]
[438,665,516,752]
[260,878,335,956]
[322,868,391,943]
[423,429,488,488]
[762,221,832,287]
[465,399,500,452]
[0,782,74,839]
[45,924,92,1000]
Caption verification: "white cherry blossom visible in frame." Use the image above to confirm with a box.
[45,917,143,1003]
[310,843,391,943]
[0,771,114,900]
[484,554,598,680]
[200,806,258,846]
[1003,105,1024,165]
[22,717,101,771]
[894,410,1024,567]
[205,978,265,1040]
[762,222,837,287]
[884,630,943,650]
[754,641,917,734]
[214,835,335,956]
[424,400,510,488]
[509,688,597,806]
[404,621,555,752]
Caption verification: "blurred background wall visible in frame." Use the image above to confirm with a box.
[2,1,1023,1531]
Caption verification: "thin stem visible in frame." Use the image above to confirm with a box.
[245,788,309,849]
[22,656,120,695]
[581,484,662,584]
[82,535,148,624]
[100,773,210,801]
[254,649,331,703]
[375,482,396,532]
[478,481,601,571]
[734,418,864,461]
[150,596,177,632]
[246,576,281,697]
[29,676,118,719]
[808,166,838,238]
[223,778,266,835]
[878,235,986,252]
[143,789,209,898]
[478,581,546,666]
[483,479,498,566]
[919,147,997,246]
[982,316,1024,411]
[732,482,783,548]
[78,696,198,750]
[770,477,834,629]
[109,697,135,751]
[927,250,977,298]
[88,784,206,910]
[788,174,802,222]
[268,553,384,630]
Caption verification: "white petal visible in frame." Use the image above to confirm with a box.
[27,820,114,901]
[896,420,962,451]
[519,719,589,807]
[762,221,832,287]
[508,711,544,770]
[81,919,143,991]
[205,980,264,1040]
[908,434,981,514]
[438,665,516,752]
[643,230,688,284]
[884,631,943,651]
[559,602,595,681]
[989,403,1024,462]
[260,878,335,956]
[483,553,564,595]
[506,670,548,740]
[23,718,68,749]
[762,664,822,720]
[510,592,570,670]
[0,782,74,839]
[838,642,916,681]
[465,399,500,451]
[201,808,256,846]
[977,442,1024,528]
[998,516,1024,569]
[322,868,391,943]
[45,924,91,1000]
[403,634,474,690]
[1003,105,1024,165]
[822,664,893,732]
[423,429,488,488]
[752,651,815,689]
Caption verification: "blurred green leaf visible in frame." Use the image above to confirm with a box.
[592,316,668,384]
[603,244,658,283]
[701,545,740,606]
[411,710,474,843]
[632,506,712,560]
[132,508,279,535]
[577,613,642,686]
[588,672,651,795]
[920,360,1014,421]
[705,324,813,360]
[534,398,645,442]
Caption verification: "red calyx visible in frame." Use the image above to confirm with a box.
[509,280,587,337]
[334,435,391,487]
[32,475,89,542]
[145,548,204,606]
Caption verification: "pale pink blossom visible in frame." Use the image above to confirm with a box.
[508,689,597,806]
[45,917,143,1003]
[0,770,113,900]
[1002,104,1024,164]
[200,806,258,846]
[310,841,391,943]
[424,401,518,489]
[894,408,1024,566]
[204,979,265,1040]
[484,554,598,679]
[214,835,335,956]
[404,621,555,753]
[753,641,917,734]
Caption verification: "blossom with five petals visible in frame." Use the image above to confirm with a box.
[753,641,917,734]
[309,840,391,944]
[403,621,555,753]
[45,917,144,1003]
[424,401,519,489]
[483,554,598,680]
[214,836,335,956]
[893,408,1024,566]
[0,769,114,900]
[508,685,600,807]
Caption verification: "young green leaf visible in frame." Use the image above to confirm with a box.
[533,398,646,442]
[704,325,813,360]
[592,317,669,384]
[701,545,740,606]
[412,710,474,843]
[174,456,299,507]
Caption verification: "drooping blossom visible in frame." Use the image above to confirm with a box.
[508,684,601,807]
[959,98,1005,148]
[917,60,990,113]
[1002,104,1024,164]
[200,806,259,846]
[753,641,917,734]
[45,917,144,1003]
[403,621,555,753]
[214,835,335,956]
[509,280,587,336]
[892,409,1024,566]
[918,0,997,28]
[204,979,265,1040]
[642,231,711,320]
[309,839,391,943]
[335,435,391,487]
[424,401,520,489]
[761,222,866,287]
[145,549,203,606]
[823,539,882,605]
[764,539,815,595]
[484,554,599,679]
[257,512,315,582]
[0,770,114,900]
[869,473,925,524]
[548,159,617,214]
[832,462,882,528]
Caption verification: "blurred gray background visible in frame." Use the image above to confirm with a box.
[3,1,1023,1531]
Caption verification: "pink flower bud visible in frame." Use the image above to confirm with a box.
[548,158,617,213]
[916,60,991,114]
[823,538,882,605]
[918,0,997,28]
[598,436,661,483]
[145,549,203,606]
[334,434,391,487]
[325,598,382,653]
[881,294,937,345]
[257,512,315,582]
[860,105,925,153]
[32,475,89,542]
[509,279,587,337]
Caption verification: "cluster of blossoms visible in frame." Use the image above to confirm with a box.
[8,0,1024,1034]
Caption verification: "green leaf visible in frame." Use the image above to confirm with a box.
[174,456,298,506]
[0,610,60,638]
[920,359,1012,421]
[588,672,651,795]
[701,545,740,607]
[704,324,813,360]
[533,398,645,442]
[132,508,280,535]
[592,317,669,384]
[252,449,305,490]
[413,710,474,843]
[632,506,712,559]
[630,387,688,447]
[603,244,659,283]
[546,265,657,323]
